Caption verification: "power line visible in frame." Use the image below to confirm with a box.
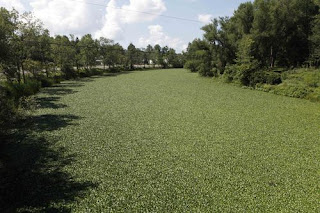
[68,0,203,24]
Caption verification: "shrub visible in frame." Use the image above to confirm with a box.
[53,76,63,84]
[184,60,200,73]
[304,71,319,87]
[198,63,213,77]
[79,68,105,78]
[211,68,219,77]
[38,77,55,87]
[18,96,37,111]
[61,65,77,79]
[0,85,17,130]
[306,87,320,102]
[238,61,261,86]
[90,68,103,76]
[265,72,282,85]
[5,79,41,101]
[79,70,90,78]
[250,70,266,86]
[223,65,236,83]
[273,83,312,98]
[109,67,122,73]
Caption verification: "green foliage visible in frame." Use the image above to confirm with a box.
[256,68,320,101]
[61,65,77,80]
[38,77,55,88]
[198,63,213,77]
[264,72,282,85]
[185,0,320,83]
[184,60,200,72]
[310,14,320,66]
[236,62,260,86]
[306,87,320,101]
[109,66,122,73]
[127,43,138,70]
[13,69,318,211]
[272,83,313,98]
[0,85,17,129]
[79,68,104,78]
[22,59,42,76]
[184,39,213,76]
[223,64,237,82]
[79,34,99,69]
[5,79,41,100]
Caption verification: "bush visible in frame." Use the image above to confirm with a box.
[0,85,17,130]
[249,70,266,86]
[109,67,122,73]
[90,68,103,75]
[211,68,219,77]
[184,60,200,73]
[306,87,320,102]
[304,72,319,87]
[265,72,282,85]
[4,79,41,101]
[79,68,105,78]
[38,77,55,87]
[223,65,237,83]
[198,63,213,77]
[53,76,63,84]
[61,65,77,79]
[273,83,312,98]
[79,70,90,78]
[255,83,275,92]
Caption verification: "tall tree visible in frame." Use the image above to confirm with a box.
[146,44,155,67]
[127,43,137,70]
[98,37,114,70]
[154,44,163,68]
[51,35,75,78]
[0,8,19,81]
[79,34,98,69]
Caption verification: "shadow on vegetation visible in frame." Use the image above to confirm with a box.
[93,71,133,78]
[0,83,96,212]
[41,86,78,96]
[30,114,81,132]
[36,97,68,109]
[93,70,149,78]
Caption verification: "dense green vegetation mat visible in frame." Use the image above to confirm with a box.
[2,69,320,212]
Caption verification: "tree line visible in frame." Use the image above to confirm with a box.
[185,0,320,86]
[0,8,184,83]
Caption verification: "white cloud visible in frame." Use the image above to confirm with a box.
[0,0,25,12]
[95,0,166,40]
[138,25,186,52]
[30,0,101,36]
[198,14,212,24]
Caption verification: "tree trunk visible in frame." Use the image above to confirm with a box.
[270,46,274,68]
[45,63,49,78]
[21,62,26,83]
[17,62,21,84]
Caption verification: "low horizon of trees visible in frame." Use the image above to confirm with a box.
[0,7,184,84]
[184,0,320,86]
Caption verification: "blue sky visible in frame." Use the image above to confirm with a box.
[0,0,250,51]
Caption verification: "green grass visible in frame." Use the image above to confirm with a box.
[2,69,320,212]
